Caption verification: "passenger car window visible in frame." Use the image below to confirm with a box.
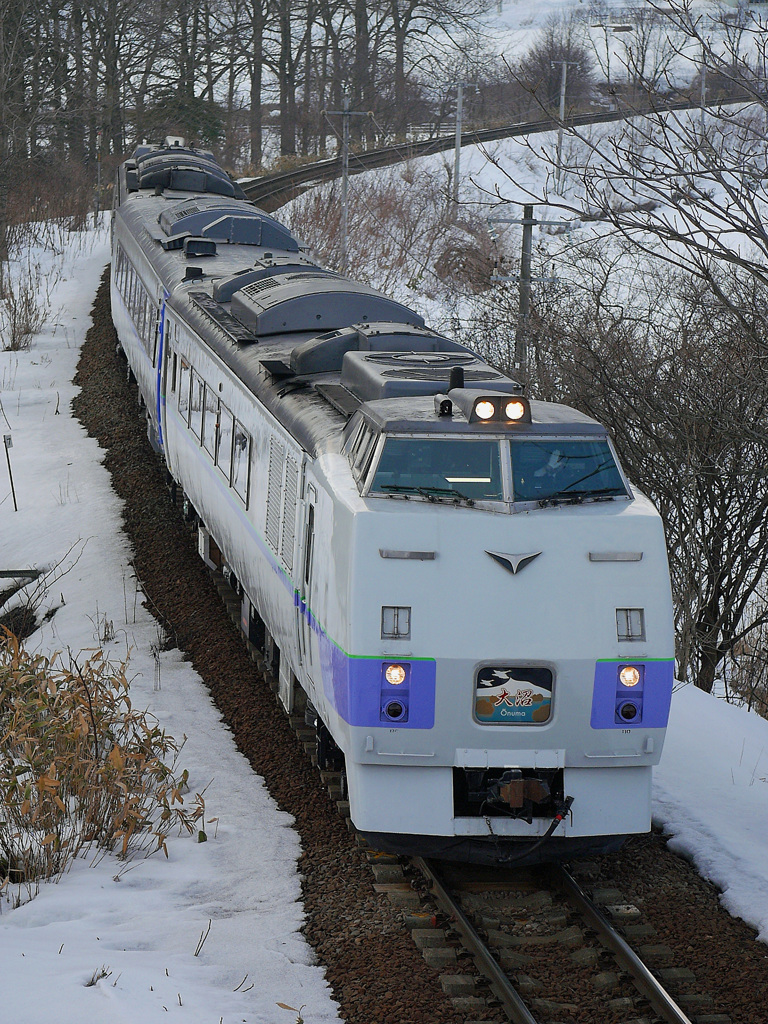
[202,386,218,456]
[178,359,191,422]
[232,422,250,503]
[190,372,204,439]
[217,404,234,480]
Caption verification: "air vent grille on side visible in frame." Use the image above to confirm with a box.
[280,457,299,570]
[266,437,284,554]
[380,367,502,381]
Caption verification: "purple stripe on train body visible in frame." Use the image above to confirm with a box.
[316,632,436,729]
[590,659,674,730]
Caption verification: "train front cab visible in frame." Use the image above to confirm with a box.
[324,491,675,864]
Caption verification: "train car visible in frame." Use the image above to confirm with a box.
[110,139,675,864]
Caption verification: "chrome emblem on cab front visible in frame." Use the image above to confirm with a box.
[486,550,541,575]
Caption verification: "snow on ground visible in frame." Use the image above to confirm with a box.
[655,684,768,943]
[1,154,768,1020]
[0,227,340,1024]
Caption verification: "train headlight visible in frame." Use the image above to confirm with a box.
[385,664,407,685]
[505,399,527,421]
[466,394,531,424]
[619,666,641,687]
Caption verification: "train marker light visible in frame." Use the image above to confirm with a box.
[385,664,407,685]
[619,666,641,687]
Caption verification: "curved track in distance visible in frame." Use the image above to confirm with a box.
[242,101,693,212]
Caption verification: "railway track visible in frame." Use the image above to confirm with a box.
[413,857,705,1024]
[241,101,693,212]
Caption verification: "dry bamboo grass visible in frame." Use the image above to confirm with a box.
[0,630,204,899]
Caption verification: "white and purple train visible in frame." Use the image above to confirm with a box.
[111,140,675,864]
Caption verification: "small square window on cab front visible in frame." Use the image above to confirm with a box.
[382,606,411,640]
[616,608,645,642]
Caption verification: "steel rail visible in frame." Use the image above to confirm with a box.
[241,100,695,210]
[556,866,695,1024]
[414,857,540,1024]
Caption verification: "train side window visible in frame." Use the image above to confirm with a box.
[190,371,204,440]
[120,249,128,293]
[142,294,151,354]
[170,351,178,393]
[359,434,380,484]
[202,385,218,457]
[178,359,191,423]
[128,272,137,315]
[146,295,154,356]
[135,282,144,335]
[303,504,314,586]
[115,246,125,293]
[152,303,162,365]
[232,422,251,504]
[344,419,364,458]
[217,404,234,481]
[352,428,378,484]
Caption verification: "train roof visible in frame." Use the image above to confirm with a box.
[115,145,610,457]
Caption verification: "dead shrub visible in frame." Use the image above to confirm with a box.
[3,157,101,253]
[0,274,48,350]
[433,240,493,294]
[0,631,205,898]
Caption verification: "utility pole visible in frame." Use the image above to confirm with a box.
[488,206,571,386]
[448,82,477,218]
[551,61,579,193]
[323,97,371,275]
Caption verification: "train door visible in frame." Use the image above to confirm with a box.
[297,484,318,688]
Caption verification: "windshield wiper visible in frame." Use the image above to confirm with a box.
[563,487,624,500]
[560,460,615,493]
[379,483,418,495]
[539,487,623,507]
[378,483,476,505]
[418,486,475,505]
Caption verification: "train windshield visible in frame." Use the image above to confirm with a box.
[369,438,503,502]
[511,439,627,504]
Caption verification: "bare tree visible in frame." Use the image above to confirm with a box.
[515,13,596,113]
[456,244,768,693]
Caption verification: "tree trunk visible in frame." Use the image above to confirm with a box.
[353,0,369,143]
[248,0,264,168]
[279,0,296,156]
[67,3,86,164]
[103,0,123,153]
